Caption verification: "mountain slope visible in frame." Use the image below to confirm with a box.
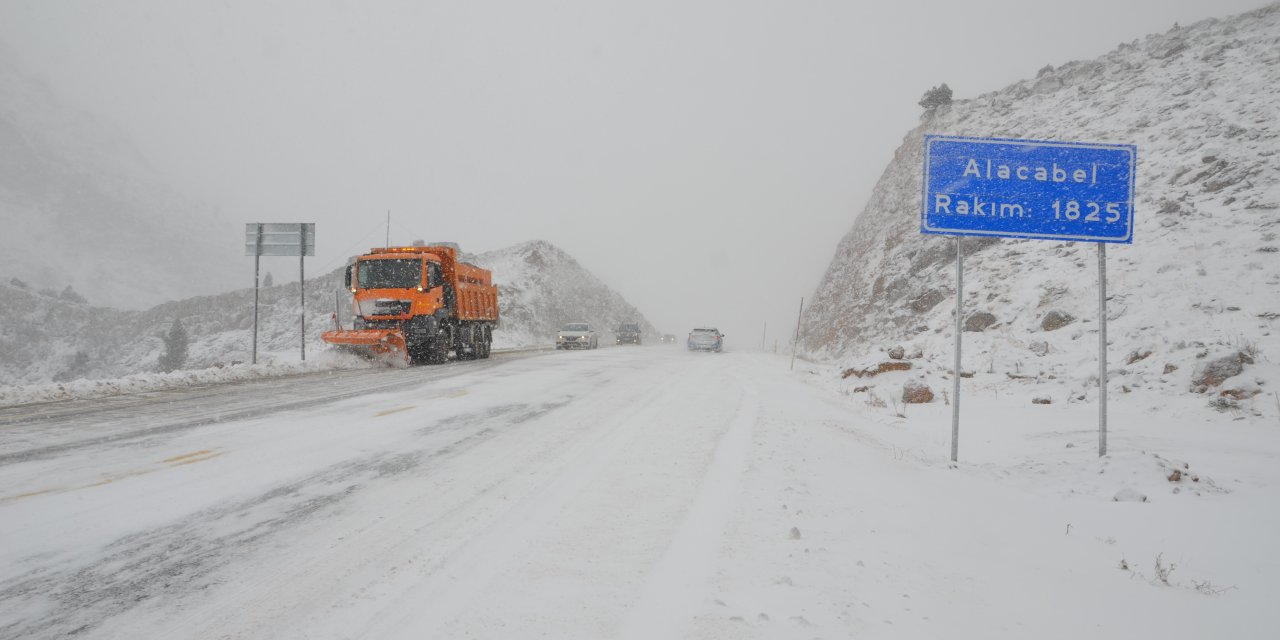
[0,240,654,388]
[0,45,241,309]
[799,4,1280,405]
[470,240,656,346]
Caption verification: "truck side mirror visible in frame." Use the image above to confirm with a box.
[344,265,353,289]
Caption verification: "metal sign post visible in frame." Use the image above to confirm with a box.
[252,224,263,364]
[952,237,963,463]
[245,223,316,364]
[1098,244,1108,456]
[922,135,1135,460]
[300,230,307,361]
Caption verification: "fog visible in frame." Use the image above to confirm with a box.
[0,0,1264,345]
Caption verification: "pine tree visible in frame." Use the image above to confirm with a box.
[158,318,189,373]
[59,285,88,304]
[263,272,274,287]
[918,83,953,110]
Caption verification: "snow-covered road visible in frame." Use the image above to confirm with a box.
[2,347,1277,639]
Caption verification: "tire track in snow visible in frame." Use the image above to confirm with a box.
[362,366,692,639]
[0,399,562,639]
[616,376,759,640]
[0,354,533,465]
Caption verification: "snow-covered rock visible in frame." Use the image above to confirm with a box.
[470,240,656,348]
[800,5,1280,413]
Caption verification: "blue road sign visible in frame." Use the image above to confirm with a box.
[922,135,1135,243]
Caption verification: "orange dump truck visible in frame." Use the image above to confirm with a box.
[321,243,498,364]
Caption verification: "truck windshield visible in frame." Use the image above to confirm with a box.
[357,259,421,289]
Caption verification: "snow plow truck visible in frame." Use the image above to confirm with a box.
[321,243,498,365]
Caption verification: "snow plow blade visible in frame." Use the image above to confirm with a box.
[321,329,409,365]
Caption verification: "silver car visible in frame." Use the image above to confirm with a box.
[556,323,599,350]
[687,327,724,352]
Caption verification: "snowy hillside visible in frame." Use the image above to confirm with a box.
[800,4,1280,413]
[0,270,345,389]
[470,240,656,347]
[0,240,653,392]
[0,46,241,309]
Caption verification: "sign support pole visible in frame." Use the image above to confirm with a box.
[790,297,804,371]
[952,236,963,463]
[245,222,315,365]
[252,223,262,365]
[1098,243,1108,457]
[300,231,307,361]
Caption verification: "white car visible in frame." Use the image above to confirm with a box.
[687,327,724,352]
[556,323,599,350]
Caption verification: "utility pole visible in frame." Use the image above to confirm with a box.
[790,297,804,371]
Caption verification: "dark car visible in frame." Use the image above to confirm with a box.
[616,323,642,345]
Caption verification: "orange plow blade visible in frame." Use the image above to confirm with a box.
[321,329,410,365]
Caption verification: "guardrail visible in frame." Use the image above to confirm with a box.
[490,344,557,355]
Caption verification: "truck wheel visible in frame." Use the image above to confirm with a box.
[424,329,449,364]
[458,325,478,361]
[405,334,425,365]
[427,339,448,364]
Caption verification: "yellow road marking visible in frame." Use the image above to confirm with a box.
[168,451,223,467]
[164,449,213,463]
[0,488,58,504]
[0,448,226,503]
[375,405,416,417]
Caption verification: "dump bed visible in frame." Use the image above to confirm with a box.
[454,261,498,322]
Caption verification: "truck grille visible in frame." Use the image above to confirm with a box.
[360,299,412,317]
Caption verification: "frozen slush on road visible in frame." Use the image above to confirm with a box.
[3,348,1275,638]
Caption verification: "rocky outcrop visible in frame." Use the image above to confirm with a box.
[902,381,935,404]
[797,5,1280,411]
[1040,311,1075,332]
[1190,351,1254,392]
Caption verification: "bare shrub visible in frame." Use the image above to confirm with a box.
[1154,553,1176,585]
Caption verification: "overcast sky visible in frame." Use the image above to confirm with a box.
[0,0,1267,345]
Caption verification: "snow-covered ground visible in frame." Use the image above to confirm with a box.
[2,346,1275,638]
